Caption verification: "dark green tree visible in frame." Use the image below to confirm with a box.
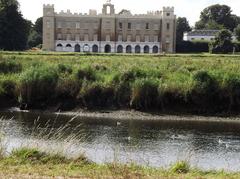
[209,29,233,54]
[195,4,239,31]
[176,17,191,43]
[234,25,240,42]
[0,0,31,50]
[28,17,42,48]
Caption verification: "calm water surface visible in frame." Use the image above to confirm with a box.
[1,109,240,171]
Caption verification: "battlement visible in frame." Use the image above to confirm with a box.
[162,7,174,12]
[43,4,54,8]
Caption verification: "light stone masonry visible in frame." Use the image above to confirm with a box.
[43,1,176,53]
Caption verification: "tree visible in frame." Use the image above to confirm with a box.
[209,29,233,54]
[176,17,191,43]
[0,0,30,50]
[34,17,42,34]
[28,17,42,48]
[234,25,240,42]
[195,4,239,31]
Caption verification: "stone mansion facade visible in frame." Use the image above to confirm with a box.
[43,1,176,53]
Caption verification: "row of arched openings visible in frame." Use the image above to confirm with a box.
[57,44,99,52]
[115,45,158,53]
[57,44,159,53]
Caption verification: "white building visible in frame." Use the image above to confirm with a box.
[184,30,237,42]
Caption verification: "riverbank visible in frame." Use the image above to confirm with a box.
[0,148,239,179]
[1,52,240,115]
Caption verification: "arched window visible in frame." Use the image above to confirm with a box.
[135,45,141,53]
[144,45,149,53]
[153,46,159,53]
[57,44,63,47]
[74,44,80,52]
[117,45,123,53]
[126,45,132,53]
[105,44,111,53]
[66,44,72,47]
[92,45,98,52]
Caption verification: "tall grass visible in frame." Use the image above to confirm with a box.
[1,52,240,114]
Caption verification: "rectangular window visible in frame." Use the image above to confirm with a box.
[67,34,71,41]
[136,35,140,42]
[75,34,80,41]
[145,36,149,42]
[57,22,62,29]
[67,22,71,29]
[119,22,122,29]
[127,35,131,42]
[94,23,98,29]
[167,23,170,30]
[154,24,159,30]
[57,34,62,40]
[166,13,170,16]
[146,23,149,29]
[47,21,50,28]
[154,36,158,42]
[76,22,80,29]
[136,24,141,30]
[93,34,98,41]
[106,35,110,41]
[128,23,131,29]
[118,35,123,41]
[84,34,89,41]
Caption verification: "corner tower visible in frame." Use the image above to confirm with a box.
[161,7,176,53]
[43,4,55,51]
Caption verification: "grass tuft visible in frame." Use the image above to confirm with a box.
[170,161,190,174]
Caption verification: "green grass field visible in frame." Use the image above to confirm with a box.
[1,51,240,114]
[0,147,239,178]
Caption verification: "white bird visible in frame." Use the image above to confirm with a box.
[117,122,121,126]
[225,143,230,149]
[127,136,131,141]
[218,139,224,144]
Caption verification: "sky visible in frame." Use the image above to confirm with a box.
[18,0,240,26]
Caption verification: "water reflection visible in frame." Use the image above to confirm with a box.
[1,110,240,171]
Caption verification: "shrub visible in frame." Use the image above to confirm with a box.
[0,60,22,74]
[222,73,240,111]
[170,161,190,174]
[209,29,234,54]
[0,80,16,98]
[130,78,159,110]
[190,70,220,111]
[78,82,115,108]
[114,81,131,107]
[119,68,147,83]
[18,66,59,108]
[56,77,80,98]
[57,64,73,74]
[76,67,97,81]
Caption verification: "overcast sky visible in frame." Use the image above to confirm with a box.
[18,0,240,26]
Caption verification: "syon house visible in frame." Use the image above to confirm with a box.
[43,1,176,53]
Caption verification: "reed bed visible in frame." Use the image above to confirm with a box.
[1,52,240,114]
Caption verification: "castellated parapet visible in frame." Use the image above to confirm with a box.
[43,2,176,53]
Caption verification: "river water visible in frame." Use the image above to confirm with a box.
[1,109,240,171]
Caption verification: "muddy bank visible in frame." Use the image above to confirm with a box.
[4,107,240,125]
